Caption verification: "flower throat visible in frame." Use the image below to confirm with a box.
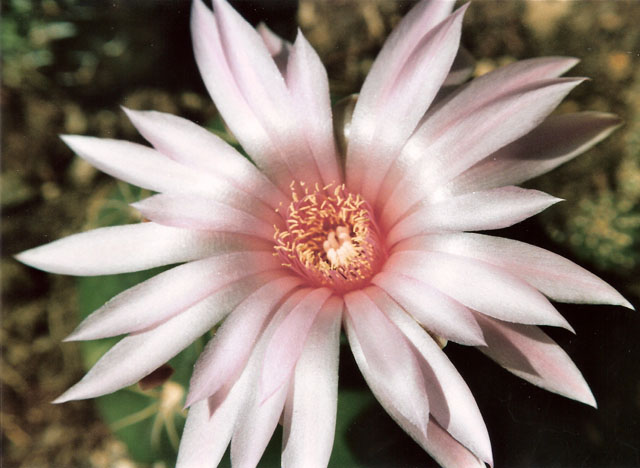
[274,182,385,292]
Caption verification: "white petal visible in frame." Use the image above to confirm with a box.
[372,271,485,346]
[123,108,287,209]
[60,135,228,198]
[287,31,342,185]
[368,286,492,464]
[347,3,465,202]
[185,275,302,407]
[376,56,579,207]
[53,273,272,403]
[442,47,475,87]
[257,22,291,75]
[177,287,302,467]
[259,288,333,402]
[381,77,584,226]
[211,0,323,186]
[65,252,281,341]
[190,0,293,188]
[386,186,561,245]
[281,296,342,468]
[229,290,312,468]
[132,193,278,240]
[344,290,431,438]
[393,233,633,308]
[446,112,623,195]
[385,250,574,330]
[346,307,485,468]
[475,313,596,407]
[176,398,236,468]
[15,222,271,276]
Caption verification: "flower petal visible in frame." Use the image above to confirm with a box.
[386,186,561,244]
[371,271,484,346]
[259,287,333,402]
[347,2,465,201]
[446,112,623,195]
[53,273,272,403]
[177,395,244,468]
[475,313,596,407]
[15,222,271,276]
[185,275,302,407]
[346,304,485,468]
[381,77,584,226]
[60,135,227,197]
[344,290,431,438]
[393,233,632,308]
[385,250,574,330]
[442,46,475,87]
[257,22,291,75]
[190,0,293,187]
[65,252,281,341]
[123,108,286,209]
[377,57,579,203]
[210,0,323,186]
[287,31,342,185]
[368,286,492,465]
[281,296,342,468]
[178,288,303,467]
[132,194,277,240]
[229,291,313,468]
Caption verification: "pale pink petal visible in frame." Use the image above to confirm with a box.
[205,289,310,417]
[231,382,288,468]
[228,292,313,468]
[177,398,237,468]
[384,251,573,330]
[344,290,431,438]
[442,47,475,87]
[132,194,277,240]
[446,112,623,195]
[375,56,579,210]
[367,286,492,464]
[346,0,456,190]
[65,252,281,341]
[347,4,466,202]
[185,275,302,407]
[179,288,301,467]
[432,56,579,114]
[381,77,584,226]
[259,287,333,402]
[123,108,287,209]
[393,233,632,308]
[281,296,342,468]
[346,308,484,468]
[386,187,561,245]
[190,0,293,187]
[211,0,323,186]
[475,313,596,407]
[371,271,484,346]
[425,419,487,468]
[53,273,273,403]
[60,135,227,198]
[257,22,291,75]
[286,31,342,184]
[15,222,271,276]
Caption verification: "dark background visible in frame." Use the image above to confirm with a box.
[2,0,639,466]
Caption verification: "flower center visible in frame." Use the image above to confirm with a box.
[274,182,385,292]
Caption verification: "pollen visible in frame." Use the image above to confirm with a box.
[274,182,385,292]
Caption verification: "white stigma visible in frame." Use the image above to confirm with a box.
[323,226,358,268]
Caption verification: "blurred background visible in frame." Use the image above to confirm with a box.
[2,0,639,466]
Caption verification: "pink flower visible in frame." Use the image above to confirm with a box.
[17,0,633,467]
